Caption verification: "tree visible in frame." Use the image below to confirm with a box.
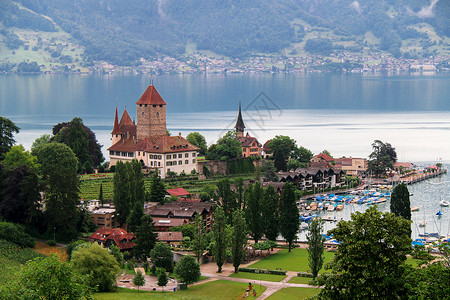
[206,131,242,160]
[231,209,247,273]
[134,215,158,260]
[150,242,174,273]
[266,135,298,160]
[174,255,201,287]
[306,218,325,279]
[192,214,207,263]
[295,146,313,163]
[113,160,131,226]
[390,183,411,221]
[245,182,263,243]
[34,142,80,240]
[2,145,39,172]
[109,244,123,264]
[5,255,92,299]
[261,185,279,242]
[71,243,121,292]
[216,178,236,224]
[149,170,166,203]
[287,158,301,171]
[99,183,104,206]
[52,118,104,167]
[273,149,287,171]
[156,268,168,291]
[212,206,227,273]
[321,149,333,158]
[317,206,412,299]
[133,269,146,293]
[260,160,278,182]
[0,165,41,224]
[186,132,207,155]
[367,140,397,177]
[128,159,145,205]
[279,183,299,252]
[0,117,20,158]
[31,134,51,150]
[127,201,144,233]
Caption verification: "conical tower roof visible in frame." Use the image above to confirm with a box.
[135,85,167,105]
[234,101,245,131]
[111,107,120,134]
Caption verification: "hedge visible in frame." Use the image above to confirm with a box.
[238,267,287,275]
[297,271,314,278]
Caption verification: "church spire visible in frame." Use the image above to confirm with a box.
[111,106,120,134]
[234,101,245,138]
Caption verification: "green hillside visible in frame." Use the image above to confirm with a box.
[0,0,449,67]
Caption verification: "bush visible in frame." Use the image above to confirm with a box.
[0,222,35,248]
[297,271,314,278]
[238,267,286,275]
[47,240,56,246]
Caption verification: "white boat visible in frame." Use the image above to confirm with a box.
[439,200,449,207]
[418,220,426,227]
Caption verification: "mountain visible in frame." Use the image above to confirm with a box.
[0,0,449,67]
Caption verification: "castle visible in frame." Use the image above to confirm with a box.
[234,102,262,158]
[108,85,199,178]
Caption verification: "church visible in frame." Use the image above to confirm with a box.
[108,85,199,178]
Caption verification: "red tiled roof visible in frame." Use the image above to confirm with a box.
[313,153,334,162]
[135,85,167,105]
[157,231,183,242]
[167,188,190,197]
[88,228,135,250]
[111,107,120,134]
[152,217,188,227]
[108,135,199,154]
[263,140,271,152]
[238,133,261,148]
[394,162,413,168]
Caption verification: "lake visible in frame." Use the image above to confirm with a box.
[1,72,449,162]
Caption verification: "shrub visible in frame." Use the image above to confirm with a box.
[0,222,35,248]
[297,271,314,278]
[47,240,56,246]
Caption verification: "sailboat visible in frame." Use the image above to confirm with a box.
[439,199,449,207]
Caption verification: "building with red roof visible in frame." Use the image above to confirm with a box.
[234,102,262,158]
[108,85,199,178]
[87,228,135,251]
[166,188,190,198]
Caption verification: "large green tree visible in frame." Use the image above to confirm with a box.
[192,214,207,263]
[306,218,325,279]
[390,183,411,221]
[134,215,158,260]
[260,160,278,182]
[150,242,174,273]
[216,178,237,224]
[279,183,299,252]
[231,209,247,273]
[2,254,92,299]
[266,135,298,159]
[261,185,279,242]
[71,243,121,292]
[0,116,20,158]
[113,160,131,226]
[206,131,242,160]
[245,182,263,243]
[367,140,397,177]
[212,206,227,273]
[149,169,166,203]
[186,132,207,156]
[2,145,39,172]
[52,117,104,168]
[317,206,412,299]
[34,142,80,240]
[175,255,201,287]
[273,149,287,172]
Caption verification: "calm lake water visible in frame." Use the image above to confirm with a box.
[1,72,450,239]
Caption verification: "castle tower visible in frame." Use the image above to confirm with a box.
[234,101,245,138]
[135,85,167,139]
[111,107,121,145]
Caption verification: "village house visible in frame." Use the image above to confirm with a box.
[234,102,262,158]
[310,153,334,168]
[157,231,184,248]
[108,84,199,178]
[278,167,345,192]
[334,157,367,176]
[87,228,135,252]
[91,208,117,229]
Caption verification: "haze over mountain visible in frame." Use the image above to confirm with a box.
[0,0,449,66]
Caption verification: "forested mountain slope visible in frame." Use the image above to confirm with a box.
[0,0,449,66]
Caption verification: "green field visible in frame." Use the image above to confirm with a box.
[248,248,334,273]
[229,272,286,282]
[95,280,265,300]
[266,287,321,300]
[287,276,313,284]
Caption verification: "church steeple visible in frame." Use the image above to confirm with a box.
[234,101,245,138]
[111,107,120,135]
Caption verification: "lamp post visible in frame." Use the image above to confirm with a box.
[53,227,56,242]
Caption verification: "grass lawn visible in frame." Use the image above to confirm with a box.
[248,248,334,273]
[95,280,265,299]
[406,257,421,268]
[266,287,321,300]
[287,276,314,284]
[229,272,286,282]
